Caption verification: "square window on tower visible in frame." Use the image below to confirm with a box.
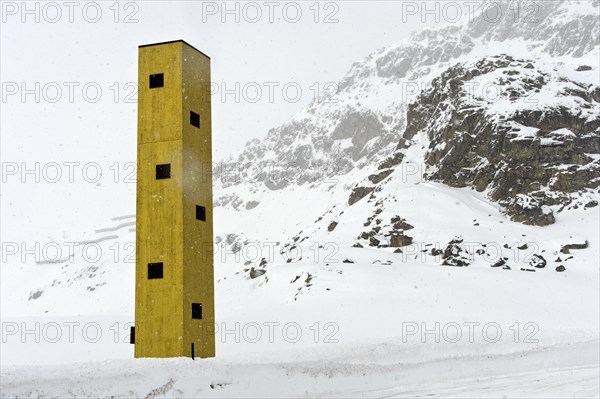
[149,73,164,88]
[190,111,200,128]
[155,164,171,179]
[192,303,202,319]
[147,262,163,279]
[196,205,206,221]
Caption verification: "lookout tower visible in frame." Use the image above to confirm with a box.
[133,40,214,358]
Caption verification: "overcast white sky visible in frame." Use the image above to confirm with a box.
[1,1,440,242]
[1,1,437,159]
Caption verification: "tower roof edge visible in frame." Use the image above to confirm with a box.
[138,40,211,59]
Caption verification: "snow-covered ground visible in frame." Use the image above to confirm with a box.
[1,340,598,397]
[3,123,598,397]
[2,129,598,396]
[2,1,599,397]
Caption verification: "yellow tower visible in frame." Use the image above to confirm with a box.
[133,40,214,358]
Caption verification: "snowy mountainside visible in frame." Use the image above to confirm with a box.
[399,54,599,225]
[2,0,599,318]
[214,0,599,222]
[213,0,599,266]
[278,120,597,274]
[1,0,599,380]
[467,0,600,57]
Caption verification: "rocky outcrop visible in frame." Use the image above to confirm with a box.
[441,238,471,267]
[357,213,416,248]
[402,55,600,225]
[560,241,589,254]
[390,233,413,247]
[249,267,266,279]
[368,169,394,184]
[349,186,375,205]
[529,254,547,268]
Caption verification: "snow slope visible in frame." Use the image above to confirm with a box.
[1,341,598,397]
[1,1,599,397]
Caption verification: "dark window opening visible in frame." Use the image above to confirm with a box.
[155,164,171,179]
[148,262,163,279]
[192,303,202,319]
[190,111,200,128]
[196,205,206,221]
[149,73,164,88]
[130,326,135,344]
[191,343,195,359]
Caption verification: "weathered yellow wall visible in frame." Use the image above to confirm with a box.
[135,41,214,358]
[181,43,215,358]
